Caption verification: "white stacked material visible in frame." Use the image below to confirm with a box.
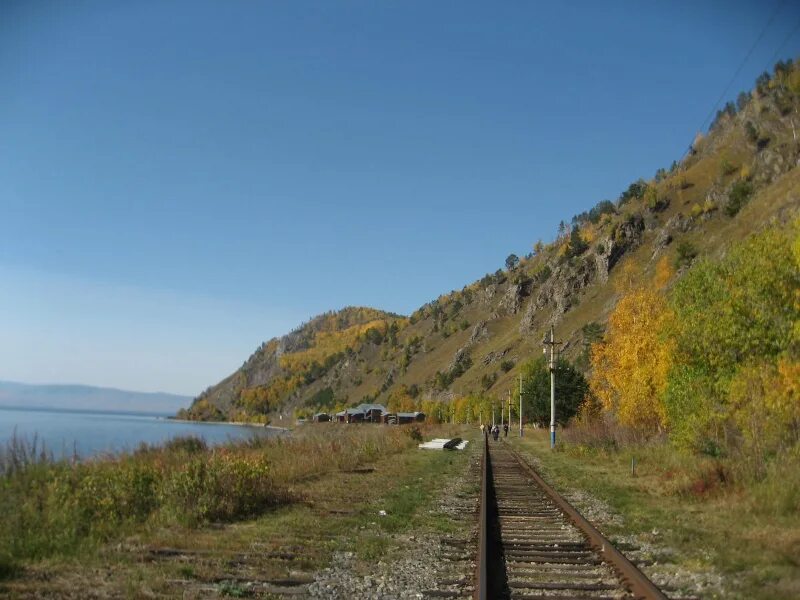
[418,438,469,450]
[418,438,450,449]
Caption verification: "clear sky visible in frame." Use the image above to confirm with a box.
[1,1,798,395]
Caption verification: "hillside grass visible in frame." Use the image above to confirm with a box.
[509,430,800,600]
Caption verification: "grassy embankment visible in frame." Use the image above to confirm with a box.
[509,429,800,600]
[0,424,475,597]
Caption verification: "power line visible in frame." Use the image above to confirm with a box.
[767,14,800,68]
[697,0,788,134]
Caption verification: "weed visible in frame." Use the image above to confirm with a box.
[219,581,251,597]
[357,534,389,560]
[0,557,17,581]
[177,565,196,579]
[405,426,423,443]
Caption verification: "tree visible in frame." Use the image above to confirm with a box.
[736,91,751,111]
[387,321,399,347]
[513,356,589,426]
[576,322,605,371]
[532,240,545,255]
[756,71,771,94]
[363,327,384,345]
[664,227,798,451]
[587,200,616,224]
[589,258,674,432]
[387,385,417,413]
[618,179,648,206]
[505,254,520,271]
[307,386,335,409]
[565,226,589,258]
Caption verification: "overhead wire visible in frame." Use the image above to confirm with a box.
[766,13,800,69]
[696,0,788,134]
[683,0,790,157]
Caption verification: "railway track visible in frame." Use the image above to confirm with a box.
[475,434,668,600]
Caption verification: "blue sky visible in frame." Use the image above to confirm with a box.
[1,1,798,395]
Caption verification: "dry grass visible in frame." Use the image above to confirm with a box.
[0,424,424,576]
[1,424,475,598]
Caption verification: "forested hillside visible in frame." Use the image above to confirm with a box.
[184,59,800,439]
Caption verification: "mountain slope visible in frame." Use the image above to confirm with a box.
[185,59,800,423]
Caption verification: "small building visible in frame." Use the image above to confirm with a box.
[313,412,331,423]
[335,408,366,423]
[396,411,426,424]
[354,403,388,423]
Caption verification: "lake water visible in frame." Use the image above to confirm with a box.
[0,406,285,459]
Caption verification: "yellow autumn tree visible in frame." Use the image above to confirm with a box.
[387,385,418,413]
[589,257,674,431]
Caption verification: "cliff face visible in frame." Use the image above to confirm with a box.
[185,62,800,423]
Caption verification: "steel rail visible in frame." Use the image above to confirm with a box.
[475,430,488,600]
[504,443,668,600]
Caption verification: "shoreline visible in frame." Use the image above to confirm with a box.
[162,416,290,432]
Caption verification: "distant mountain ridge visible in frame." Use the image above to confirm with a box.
[0,381,192,415]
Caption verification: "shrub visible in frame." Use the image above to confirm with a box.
[500,360,514,373]
[405,426,423,443]
[725,180,754,216]
[644,186,668,211]
[160,452,273,526]
[163,436,208,454]
[674,240,698,269]
[745,121,759,144]
[480,373,497,390]
[534,265,552,283]
[719,156,738,177]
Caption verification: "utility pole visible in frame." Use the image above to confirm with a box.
[506,390,511,434]
[519,374,524,437]
[500,393,504,428]
[492,400,495,427]
[543,326,561,449]
[508,392,512,431]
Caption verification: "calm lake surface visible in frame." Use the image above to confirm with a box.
[0,406,285,459]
